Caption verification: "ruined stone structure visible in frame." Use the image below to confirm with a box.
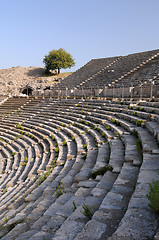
[0,97,158,239]
[0,50,159,239]
[54,49,159,99]
[0,49,159,99]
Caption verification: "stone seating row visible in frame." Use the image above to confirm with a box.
[0,100,120,238]
[10,119,124,239]
[0,98,158,239]
[11,99,143,238]
[29,100,145,240]
[73,50,159,90]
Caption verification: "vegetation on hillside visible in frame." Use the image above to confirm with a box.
[43,48,75,74]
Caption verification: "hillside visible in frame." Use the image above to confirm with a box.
[0,66,71,95]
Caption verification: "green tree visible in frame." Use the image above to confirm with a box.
[43,48,75,74]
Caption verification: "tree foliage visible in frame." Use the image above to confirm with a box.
[43,48,75,74]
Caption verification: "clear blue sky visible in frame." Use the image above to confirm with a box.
[0,0,159,72]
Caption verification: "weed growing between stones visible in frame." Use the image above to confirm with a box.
[102,131,106,137]
[2,188,7,195]
[11,152,16,156]
[51,134,55,140]
[115,131,119,137]
[112,118,116,124]
[39,169,52,183]
[80,203,93,220]
[147,177,159,212]
[72,136,75,141]
[20,157,28,166]
[73,201,77,211]
[55,182,64,197]
[16,123,24,130]
[106,125,110,130]
[38,158,57,184]
[82,152,87,160]
[89,165,113,179]
[19,130,25,135]
[15,134,23,140]
[132,129,138,137]
[136,139,142,151]
[136,119,144,126]
[27,134,34,139]
[55,146,59,153]
[4,218,25,232]
[83,144,87,149]
[4,215,9,223]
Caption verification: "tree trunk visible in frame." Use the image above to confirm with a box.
[58,68,61,74]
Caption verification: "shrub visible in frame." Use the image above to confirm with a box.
[147,178,159,212]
